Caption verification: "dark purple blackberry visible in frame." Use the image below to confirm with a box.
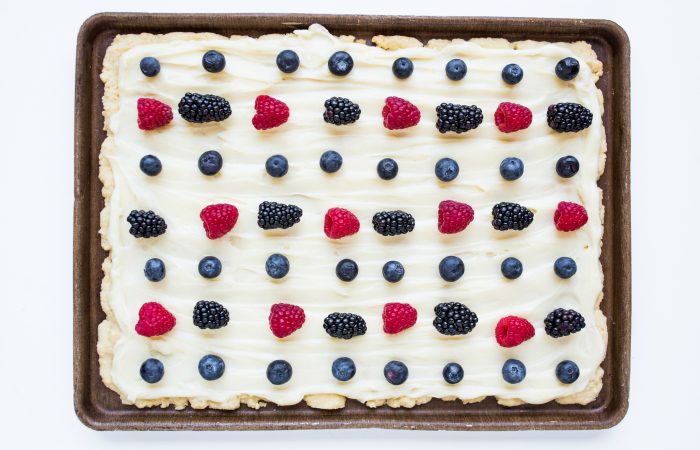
[323,313,367,339]
[192,300,230,330]
[435,103,483,133]
[546,103,593,133]
[372,210,415,236]
[126,210,167,238]
[544,308,586,338]
[178,92,232,123]
[433,302,478,336]
[491,202,534,231]
[257,201,303,230]
[323,97,361,125]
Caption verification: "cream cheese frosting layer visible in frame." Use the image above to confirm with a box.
[98,24,606,409]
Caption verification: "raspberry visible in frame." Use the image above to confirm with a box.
[554,201,588,232]
[252,95,290,130]
[382,96,421,130]
[324,207,360,239]
[494,102,532,133]
[382,302,417,334]
[438,200,475,234]
[269,303,306,338]
[200,203,239,239]
[495,316,535,348]
[134,302,176,337]
[137,98,173,130]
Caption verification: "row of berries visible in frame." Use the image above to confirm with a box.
[138,94,593,133]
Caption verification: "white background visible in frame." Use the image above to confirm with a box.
[0,0,696,448]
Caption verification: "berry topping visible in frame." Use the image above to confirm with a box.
[382,260,405,283]
[556,360,580,384]
[445,58,467,80]
[198,354,225,380]
[320,150,343,173]
[491,202,534,231]
[323,96,361,125]
[377,158,399,180]
[384,361,409,385]
[554,201,588,231]
[269,303,306,338]
[276,49,300,73]
[139,57,160,77]
[144,258,166,282]
[200,203,239,239]
[198,256,222,279]
[323,312,367,339]
[192,300,230,329]
[438,200,474,234]
[135,302,176,337]
[500,157,525,181]
[544,308,586,337]
[435,158,460,182]
[137,98,173,131]
[265,154,289,178]
[392,57,414,79]
[556,155,580,178]
[139,155,162,176]
[198,150,223,176]
[267,360,293,385]
[436,103,483,133]
[332,357,356,381]
[372,210,415,236]
[140,358,164,383]
[127,210,167,238]
[382,302,417,334]
[382,96,421,130]
[554,256,577,279]
[202,50,226,73]
[336,259,359,282]
[502,359,526,384]
[328,51,354,76]
[265,253,290,279]
[252,95,290,130]
[547,103,593,133]
[494,102,532,133]
[433,302,478,335]
[442,362,464,384]
[500,257,523,280]
[501,63,524,85]
[555,57,580,81]
[257,201,303,230]
[495,316,535,348]
[439,256,465,282]
[178,92,232,123]
[324,207,360,239]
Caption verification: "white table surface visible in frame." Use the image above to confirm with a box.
[0,0,695,448]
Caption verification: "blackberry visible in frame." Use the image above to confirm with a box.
[323,97,361,125]
[433,302,478,336]
[127,210,167,238]
[491,202,534,231]
[544,308,586,338]
[435,103,483,133]
[192,300,230,330]
[257,201,303,230]
[372,210,415,236]
[546,103,593,133]
[323,312,367,339]
[178,92,232,123]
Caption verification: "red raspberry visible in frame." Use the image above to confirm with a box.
[137,98,173,131]
[495,316,535,348]
[382,302,418,334]
[252,95,290,130]
[494,102,532,133]
[134,302,176,337]
[269,303,306,338]
[438,200,475,234]
[382,96,421,130]
[200,203,239,239]
[554,201,588,232]
[324,207,360,239]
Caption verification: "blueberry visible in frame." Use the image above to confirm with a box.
[202,50,226,73]
[265,155,289,178]
[502,358,526,384]
[336,259,358,282]
[556,155,580,178]
[555,57,580,81]
[331,357,356,381]
[442,362,464,384]
[144,258,166,282]
[198,354,225,380]
[320,150,343,173]
[439,256,465,282]
[435,158,459,182]
[554,257,577,279]
[328,51,353,76]
[139,57,160,77]
[555,360,580,384]
[265,253,290,279]
[499,157,524,181]
[276,49,300,73]
[377,158,399,180]
[445,58,467,81]
[140,155,162,176]
[267,359,292,385]
[140,358,164,383]
[382,260,405,283]
[384,360,408,385]
[500,257,523,280]
[198,256,222,279]
[198,150,223,176]
[392,57,414,79]
[502,63,524,85]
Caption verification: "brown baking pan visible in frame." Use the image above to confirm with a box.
[74,13,631,431]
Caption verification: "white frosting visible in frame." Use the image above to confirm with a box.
[101,24,605,406]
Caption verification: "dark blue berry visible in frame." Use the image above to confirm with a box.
[439,256,464,282]
[500,157,524,181]
[140,155,162,176]
[265,155,289,178]
[377,158,399,180]
[500,257,523,280]
[267,359,292,385]
[392,57,414,79]
[502,359,526,384]
[140,358,164,383]
[198,354,225,380]
[442,362,464,384]
[336,259,358,282]
[328,51,354,76]
[502,63,523,85]
[384,360,408,385]
[276,50,300,73]
[435,158,459,182]
[198,256,222,279]
[382,260,405,283]
[202,50,226,73]
[555,360,580,384]
[139,57,160,77]
[331,357,356,381]
[320,150,343,173]
[445,58,467,81]
[198,150,223,176]
[555,57,580,81]
[265,253,289,279]
[144,258,166,282]
[554,257,577,279]
[556,155,580,178]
